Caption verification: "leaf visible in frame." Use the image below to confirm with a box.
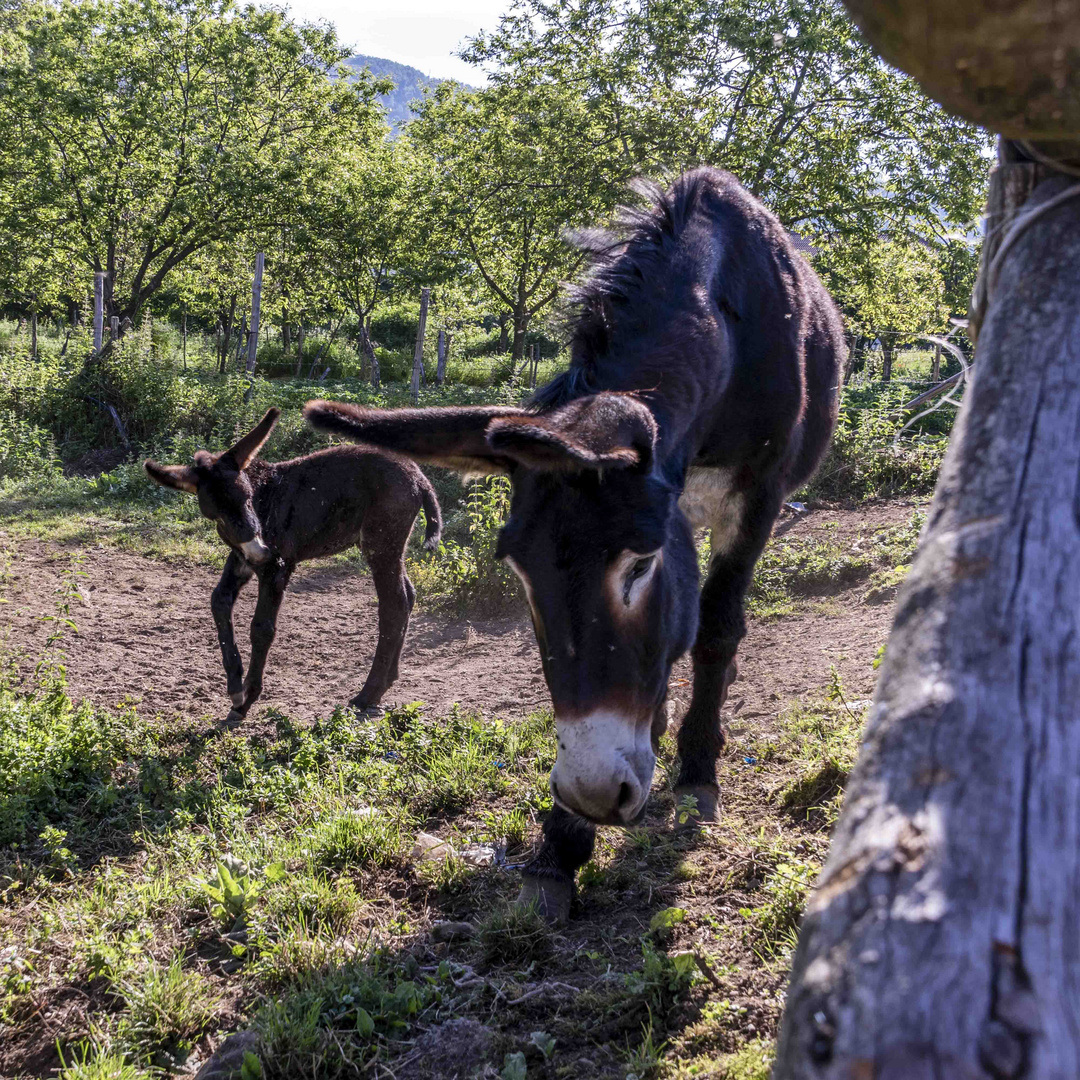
[529,1030,556,1060]
[501,1051,527,1080]
[355,1007,375,1037]
[649,906,687,938]
[240,1051,263,1080]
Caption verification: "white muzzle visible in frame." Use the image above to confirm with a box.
[550,711,656,824]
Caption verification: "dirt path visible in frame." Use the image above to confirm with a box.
[1,503,913,731]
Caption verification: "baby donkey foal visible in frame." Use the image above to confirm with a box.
[145,408,441,723]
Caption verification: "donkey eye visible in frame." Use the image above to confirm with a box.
[623,555,655,605]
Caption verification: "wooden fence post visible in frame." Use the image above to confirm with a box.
[93,272,104,354]
[109,316,119,342]
[411,288,430,405]
[932,341,942,381]
[246,252,264,376]
[436,329,448,386]
[181,309,187,371]
[775,158,1080,1078]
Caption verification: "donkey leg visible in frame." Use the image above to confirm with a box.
[352,539,411,711]
[211,551,254,712]
[231,560,291,723]
[675,483,782,827]
[518,805,596,925]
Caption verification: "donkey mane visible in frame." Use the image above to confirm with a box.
[532,168,719,411]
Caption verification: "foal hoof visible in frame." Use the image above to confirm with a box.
[221,708,244,729]
[516,874,573,926]
[673,784,720,832]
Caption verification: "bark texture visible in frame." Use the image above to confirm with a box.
[775,173,1080,1078]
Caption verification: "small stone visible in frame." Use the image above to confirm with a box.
[193,1031,260,1080]
[431,921,475,943]
[412,832,456,862]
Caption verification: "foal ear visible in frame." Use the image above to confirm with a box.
[486,393,657,473]
[144,460,200,494]
[226,408,280,470]
[304,400,526,475]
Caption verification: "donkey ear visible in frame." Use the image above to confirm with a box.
[304,400,525,475]
[486,393,657,473]
[144,460,200,494]
[225,408,280,470]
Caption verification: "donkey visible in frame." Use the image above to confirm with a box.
[305,168,844,920]
[144,408,441,723]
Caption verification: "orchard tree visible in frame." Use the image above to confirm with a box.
[819,238,947,380]
[465,0,992,245]
[408,79,626,365]
[0,0,387,327]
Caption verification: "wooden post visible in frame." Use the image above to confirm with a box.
[93,272,104,354]
[436,329,448,386]
[246,252,264,376]
[531,343,540,389]
[932,341,942,381]
[30,310,37,360]
[775,163,1080,1077]
[109,316,119,342]
[411,287,430,405]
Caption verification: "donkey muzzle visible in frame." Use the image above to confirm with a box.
[240,537,272,564]
[550,711,655,825]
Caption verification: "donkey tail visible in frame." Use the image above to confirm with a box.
[419,475,442,552]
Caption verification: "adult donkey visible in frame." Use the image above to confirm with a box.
[306,168,844,920]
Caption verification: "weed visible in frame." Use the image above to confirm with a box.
[56,1045,144,1080]
[306,808,406,871]
[740,859,818,962]
[625,1015,667,1080]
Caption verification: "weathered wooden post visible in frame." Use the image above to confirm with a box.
[246,252,264,377]
[93,272,104,354]
[411,287,430,405]
[775,4,1080,1077]
[109,316,119,342]
[181,308,187,371]
[436,329,448,387]
[932,341,941,382]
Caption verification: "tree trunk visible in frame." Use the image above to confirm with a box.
[93,272,105,354]
[881,340,894,381]
[294,326,306,378]
[30,311,37,360]
[497,312,509,354]
[932,342,942,381]
[775,167,1080,1078]
[246,252,264,376]
[436,329,448,386]
[283,321,291,356]
[219,294,237,374]
[511,315,529,368]
[182,311,187,371]
[411,288,430,405]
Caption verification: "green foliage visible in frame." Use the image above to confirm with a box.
[739,859,818,961]
[807,384,951,501]
[410,476,520,614]
[251,955,440,1078]
[202,857,285,927]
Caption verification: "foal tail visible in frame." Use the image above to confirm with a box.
[418,475,442,552]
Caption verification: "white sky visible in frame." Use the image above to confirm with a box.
[283,0,512,82]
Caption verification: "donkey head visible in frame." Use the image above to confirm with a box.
[144,408,280,564]
[305,395,700,826]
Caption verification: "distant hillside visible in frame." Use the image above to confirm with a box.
[345,54,464,128]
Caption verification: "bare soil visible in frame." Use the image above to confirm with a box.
[1,502,913,735]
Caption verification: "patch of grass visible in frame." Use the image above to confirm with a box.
[250,954,443,1079]
[739,858,818,963]
[477,902,555,968]
[307,809,406,871]
[110,954,220,1062]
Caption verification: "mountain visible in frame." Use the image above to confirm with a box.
[345,54,467,129]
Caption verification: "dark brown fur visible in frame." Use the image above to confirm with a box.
[145,409,441,722]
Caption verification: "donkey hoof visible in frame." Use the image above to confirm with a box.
[516,874,573,926]
[349,700,385,721]
[673,784,720,832]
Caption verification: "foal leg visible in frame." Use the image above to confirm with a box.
[351,536,411,711]
[212,551,254,714]
[675,483,782,826]
[517,805,596,925]
[229,559,292,724]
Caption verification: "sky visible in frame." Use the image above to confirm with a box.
[283,0,512,82]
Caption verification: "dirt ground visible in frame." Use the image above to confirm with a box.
[1,502,913,734]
